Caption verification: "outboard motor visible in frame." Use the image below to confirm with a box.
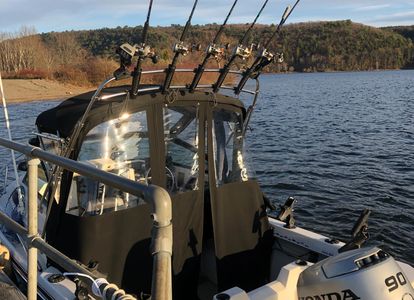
[298,247,414,300]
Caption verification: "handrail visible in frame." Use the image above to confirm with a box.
[141,68,243,75]
[0,137,173,300]
[94,68,257,104]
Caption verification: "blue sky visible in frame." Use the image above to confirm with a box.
[0,0,413,34]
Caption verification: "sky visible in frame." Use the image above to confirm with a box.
[0,0,413,34]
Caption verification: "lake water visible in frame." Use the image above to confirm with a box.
[1,70,413,264]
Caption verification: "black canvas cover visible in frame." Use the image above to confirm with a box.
[212,181,273,291]
[171,191,204,298]
[206,105,274,292]
[48,192,205,298]
[44,93,216,299]
[42,87,272,298]
[36,85,156,138]
[48,203,154,294]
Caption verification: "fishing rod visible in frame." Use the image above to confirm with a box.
[188,0,239,93]
[213,0,270,93]
[130,0,158,97]
[0,73,23,209]
[162,0,199,93]
[235,0,301,94]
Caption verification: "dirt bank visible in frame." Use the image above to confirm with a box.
[1,79,91,103]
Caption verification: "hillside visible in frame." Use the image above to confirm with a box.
[1,21,413,86]
[384,25,414,42]
[42,20,414,72]
[277,21,414,72]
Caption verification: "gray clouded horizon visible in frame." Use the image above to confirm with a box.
[0,0,413,34]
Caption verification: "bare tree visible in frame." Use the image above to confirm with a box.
[0,26,41,73]
[48,32,88,66]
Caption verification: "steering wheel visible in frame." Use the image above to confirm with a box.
[144,166,176,193]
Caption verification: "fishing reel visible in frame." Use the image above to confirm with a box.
[234,45,252,60]
[173,42,190,56]
[173,42,202,56]
[114,43,158,79]
[259,48,283,64]
[234,43,262,60]
[250,49,284,79]
[136,44,158,63]
[206,43,227,61]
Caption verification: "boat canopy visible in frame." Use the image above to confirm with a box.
[40,87,272,298]
[35,86,246,139]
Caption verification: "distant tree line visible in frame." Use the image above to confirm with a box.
[1,21,413,86]
[274,21,414,72]
[384,25,414,68]
[0,26,116,85]
[385,25,414,42]
[42,20,414,73]
[0,27,47,73]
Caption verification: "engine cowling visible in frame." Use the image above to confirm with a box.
[298,247,414,300]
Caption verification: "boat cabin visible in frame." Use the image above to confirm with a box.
[35,86,274,299]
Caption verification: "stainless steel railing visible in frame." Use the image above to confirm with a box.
[0,137,173,300]
[97,69,258,102]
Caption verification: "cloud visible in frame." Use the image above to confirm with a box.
[0,0,294,32]
[353,4,391,12]
[366,10,414,25]
[0,0,413,33]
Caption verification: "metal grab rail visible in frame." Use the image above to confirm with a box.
[0,137,173,300]
[105,68,257,98]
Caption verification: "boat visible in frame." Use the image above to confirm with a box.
[0,0,413,299]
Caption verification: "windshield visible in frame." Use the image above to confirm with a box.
[163,105,200,193]
[64,103,253,216]
[66,111,150,216]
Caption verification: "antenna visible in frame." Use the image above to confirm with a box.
[130,0,156,98]
[162,0,199,93]
[213,0,270,92]
[188,0,239,93]
[235,0,301,94]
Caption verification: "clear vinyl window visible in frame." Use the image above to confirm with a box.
[212,108,255,186]
[66,111,150,216]
[163,105,200,194]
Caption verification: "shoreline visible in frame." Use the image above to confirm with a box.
[1,79,91,103]
[2,68,413,103]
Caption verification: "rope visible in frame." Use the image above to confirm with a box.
[63,272,136,300]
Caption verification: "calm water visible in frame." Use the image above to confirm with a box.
[250,70,414,264]
[1,70,413,264]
